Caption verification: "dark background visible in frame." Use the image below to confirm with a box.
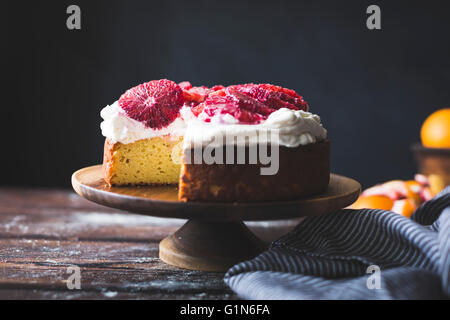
[3,0,450,189]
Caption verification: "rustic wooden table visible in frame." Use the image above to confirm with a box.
[0,188,300,300]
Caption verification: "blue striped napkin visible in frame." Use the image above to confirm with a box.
[224,186,450,299]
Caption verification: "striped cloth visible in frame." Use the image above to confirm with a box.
[224,186,450,299]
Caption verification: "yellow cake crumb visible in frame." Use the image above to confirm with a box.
[106,136,182,185]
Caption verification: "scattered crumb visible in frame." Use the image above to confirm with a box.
[102,291,118,298]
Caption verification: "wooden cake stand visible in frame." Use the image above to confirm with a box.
[72,165,361,272]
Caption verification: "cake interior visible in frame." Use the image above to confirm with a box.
[104,137,182,185]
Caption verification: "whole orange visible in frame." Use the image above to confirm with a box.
[420,108,450,148]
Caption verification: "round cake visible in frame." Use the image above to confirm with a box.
[100,79,329,202]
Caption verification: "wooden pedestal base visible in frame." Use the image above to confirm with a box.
[159,220,267,272]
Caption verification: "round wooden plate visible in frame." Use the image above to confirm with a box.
[72,165,361,272]
[72,165,360,221]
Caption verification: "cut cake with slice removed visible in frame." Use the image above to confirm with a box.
[100,79,330,202]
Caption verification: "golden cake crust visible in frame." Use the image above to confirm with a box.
[102,139,116,186]
[178,140,330,202]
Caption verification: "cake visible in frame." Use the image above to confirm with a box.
[100,79,329,202]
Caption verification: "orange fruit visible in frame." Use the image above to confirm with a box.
[391,199,417,218]
[420,108,450,148]
[404,180,422,204]
[405,180,422,193]
[351,195,394,210]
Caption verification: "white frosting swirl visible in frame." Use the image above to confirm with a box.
[183,108,327,148]
[100,104,327,147]
[263,108,327,147]
[100,101,194,144]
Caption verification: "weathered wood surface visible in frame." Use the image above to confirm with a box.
[0,188,300,299]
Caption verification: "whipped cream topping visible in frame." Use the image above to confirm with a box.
[183,108,327,148]
[101,103,327,148]
[100,101,195,144]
